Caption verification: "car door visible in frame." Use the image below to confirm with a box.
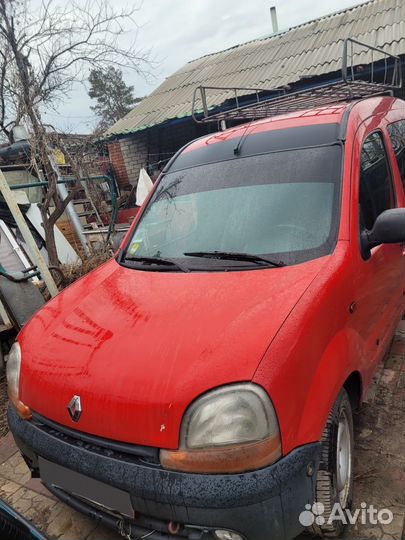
[387,118,405,197]
[352,130,404,378]
[387,118,405,291]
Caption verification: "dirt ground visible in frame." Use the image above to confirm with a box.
[0,376,8,437]
[0,321,403,540]
[342,320,405,539]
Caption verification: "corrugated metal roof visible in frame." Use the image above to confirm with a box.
[107,0,405,136]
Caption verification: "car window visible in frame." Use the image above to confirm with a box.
[387,119,405,192]
[359,132,396,232]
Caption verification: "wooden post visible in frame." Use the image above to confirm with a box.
[0,169,59,297]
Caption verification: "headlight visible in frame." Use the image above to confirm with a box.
[6,342,31,420]
[184,384,278,448]
[160,383,281,473]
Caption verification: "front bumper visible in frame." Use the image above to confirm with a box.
[9,406,320,540]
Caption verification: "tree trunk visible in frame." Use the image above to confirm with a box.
[40,208,59,267]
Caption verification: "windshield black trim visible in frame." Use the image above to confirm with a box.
[169,123,340,173]
[154,144,342,199]
[158,142,343,185]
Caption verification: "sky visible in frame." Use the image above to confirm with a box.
[44,0,369,133]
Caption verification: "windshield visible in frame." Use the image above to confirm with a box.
[122,145,342,270]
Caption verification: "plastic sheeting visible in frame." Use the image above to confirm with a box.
[136,168,154,206]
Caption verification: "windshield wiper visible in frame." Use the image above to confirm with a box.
[184,251,285,267]
[124,255,190,273]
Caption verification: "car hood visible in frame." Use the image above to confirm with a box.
[19,257,326,448]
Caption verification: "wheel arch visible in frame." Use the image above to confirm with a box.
[343,370,363,411]
[293,328,368,449]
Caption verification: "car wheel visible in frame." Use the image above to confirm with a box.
[311,388,354,537]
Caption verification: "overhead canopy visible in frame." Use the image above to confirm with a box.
[106,0,405,137]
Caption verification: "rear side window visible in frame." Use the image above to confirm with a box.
[359,132,396,231]
[387,119,405,192]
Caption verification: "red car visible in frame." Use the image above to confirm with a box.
[7,95,405,540]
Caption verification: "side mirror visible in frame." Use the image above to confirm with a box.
[112,231,125,252]
[361,208,405,256]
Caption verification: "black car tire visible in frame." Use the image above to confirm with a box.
[310,388,354,537]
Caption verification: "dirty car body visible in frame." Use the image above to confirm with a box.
[8,96,405,540]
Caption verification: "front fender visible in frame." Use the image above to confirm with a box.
[295,328,366,446]
[253,243,358,454]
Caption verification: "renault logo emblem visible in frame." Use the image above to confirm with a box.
[67,395,82,422]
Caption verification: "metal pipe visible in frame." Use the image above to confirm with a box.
[56,181,90,256]
[0,169,59,297]
[106,175,119,242]
[10,181,51,189]
[9,175,111,190]
[270,6,279,33]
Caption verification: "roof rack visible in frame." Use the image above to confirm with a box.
[191,38,402,124]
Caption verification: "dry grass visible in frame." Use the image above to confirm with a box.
[61,247,112,287]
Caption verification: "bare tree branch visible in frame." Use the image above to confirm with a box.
[0,0,151,265]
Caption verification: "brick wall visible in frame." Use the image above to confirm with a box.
[119,134,148,186]
[107,141,131,189]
